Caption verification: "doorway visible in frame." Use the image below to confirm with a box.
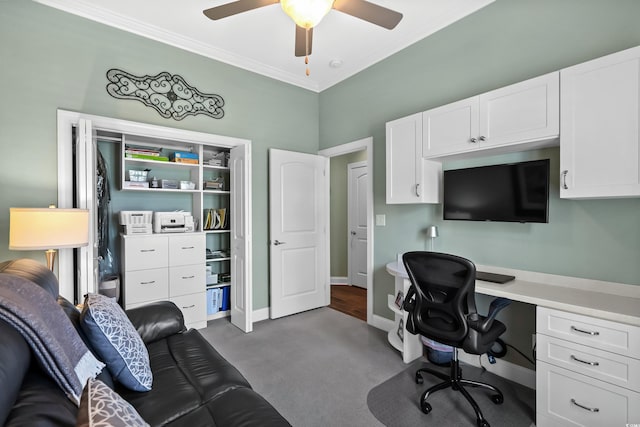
[319,138,373,324]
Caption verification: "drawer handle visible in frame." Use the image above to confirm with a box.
[181,275,195,279]
[182,304,195,309]
[181,246,195,250]
[140,280,156,285]
[140,249,155,253]
[570,355,600,367]
[570,398,599,413]
[571,326,599,336]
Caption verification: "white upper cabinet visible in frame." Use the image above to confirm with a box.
[423,72,560,159]
[386,113,441,204]
[560,45,640,199]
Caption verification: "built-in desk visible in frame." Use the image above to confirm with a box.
[386,260,640,426]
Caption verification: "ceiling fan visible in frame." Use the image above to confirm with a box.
[203,0,403,75]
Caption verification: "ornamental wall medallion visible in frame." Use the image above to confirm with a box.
[106,69,224,121]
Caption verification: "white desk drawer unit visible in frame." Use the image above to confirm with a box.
[536,307,640,426]
[122,233,206,330]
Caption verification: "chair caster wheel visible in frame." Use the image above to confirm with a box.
[420,401,432,414]
[477,419,490,427]
[491,394,504,404]
[415,373,423,385]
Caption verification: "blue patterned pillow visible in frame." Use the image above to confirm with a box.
[77,378,149,427]
[80,293,152,391]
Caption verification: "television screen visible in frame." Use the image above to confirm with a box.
[443,159,550,223]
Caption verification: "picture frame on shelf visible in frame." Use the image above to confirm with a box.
[397,319,404,342]
[394,290,404,309]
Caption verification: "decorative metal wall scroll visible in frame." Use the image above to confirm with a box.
[106,69,224,121]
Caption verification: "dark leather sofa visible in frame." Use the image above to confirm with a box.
[0,259,290,427]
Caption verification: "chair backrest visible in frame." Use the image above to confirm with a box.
[402,251,477,347]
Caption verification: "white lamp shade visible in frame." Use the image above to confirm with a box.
[281,0,334,28]
[9,208,89,250]
[427,225,439,239]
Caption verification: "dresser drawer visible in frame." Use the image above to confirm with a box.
[536,361,640,427]
[537,307,640,358]
[124,268,169,305]
[171,292,206,327]
[169,234,205,266]
[123,236,168,271]
[537,334,640,391]
[169,264,205,297]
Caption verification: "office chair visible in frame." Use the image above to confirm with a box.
[402,251,509,427]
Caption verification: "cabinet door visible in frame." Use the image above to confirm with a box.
[560,46,640,198]
[386,113,440,204]
[478,72,559,149]
[422,96,479,158]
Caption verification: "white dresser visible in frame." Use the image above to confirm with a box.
[536,306,640,426]
[121,233,207,330]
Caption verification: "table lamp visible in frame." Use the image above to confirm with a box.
[426,225,439,251]
[9,206,90,272]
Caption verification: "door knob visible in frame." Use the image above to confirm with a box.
[350,231,356,236]
[273,240,286,246]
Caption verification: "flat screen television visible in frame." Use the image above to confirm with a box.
[443,159,550,223]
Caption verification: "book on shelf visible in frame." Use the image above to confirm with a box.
[172,158,199,165]
[125,153,169,161]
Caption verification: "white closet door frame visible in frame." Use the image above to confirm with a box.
[56,110,252,333]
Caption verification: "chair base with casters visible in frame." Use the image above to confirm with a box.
[415,349,503,427]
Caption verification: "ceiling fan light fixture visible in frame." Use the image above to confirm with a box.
[281,0,334,28]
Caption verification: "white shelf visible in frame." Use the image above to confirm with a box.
[387,328,403,352]
[121,186,200,193]
[203,189,230,194]
[206,257,230,263]
[124,157,199,169]
[387,294,402,315]
[205,229,231,234]
[206,283,232,290]
[203,164,230,171]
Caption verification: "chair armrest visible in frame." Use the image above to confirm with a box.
[125,301,186,344]
[467,297,512,334]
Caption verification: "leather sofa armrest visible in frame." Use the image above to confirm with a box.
[126,301,186,344]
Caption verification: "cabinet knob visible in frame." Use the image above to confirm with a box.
[479,136,486,142]
[469,137,477,143]
[561,170,569,190]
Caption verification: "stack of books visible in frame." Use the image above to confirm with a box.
[124,145,169,161]
[170,151,199,164]
[206,286,230,315]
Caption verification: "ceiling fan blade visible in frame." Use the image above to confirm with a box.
[332,0,403,30]
[203,0,278,20]
[295,25,313,57]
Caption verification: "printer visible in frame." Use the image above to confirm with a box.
[153,211,195,233]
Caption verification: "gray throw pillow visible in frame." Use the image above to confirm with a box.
[77,378,149,427]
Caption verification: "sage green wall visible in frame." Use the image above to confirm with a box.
[329,150,366,278]
[319,0,640,366]
[0,1,319,309]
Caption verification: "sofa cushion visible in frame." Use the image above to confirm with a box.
[118,329,252,426]
[77,378,149,427]
[80,293,152,392]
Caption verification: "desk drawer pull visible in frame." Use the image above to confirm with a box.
[571,326,599,336]
[181,246,195,250]
[570,398,599,413]
[181,275,195,279]
[182,304,195,309]
[140,280,156,285]
[570,355,599,366]
[140,249,155,253]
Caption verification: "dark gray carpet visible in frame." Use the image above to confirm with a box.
[367,360,535,427]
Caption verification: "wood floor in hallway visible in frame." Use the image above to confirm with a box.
[329,285,366,321]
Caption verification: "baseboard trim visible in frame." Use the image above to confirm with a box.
[331,276,348,285]
[458,351,535,390]
[371,314,395,332]
[253,307,270,322]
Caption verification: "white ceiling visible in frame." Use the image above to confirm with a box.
[34,0,494,92]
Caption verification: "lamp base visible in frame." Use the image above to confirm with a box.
[45,249,57,272]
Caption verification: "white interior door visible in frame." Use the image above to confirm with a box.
[269,149,327,319]
[230,144,253,332]
[75,119,99,299]
[348,161,367,289]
